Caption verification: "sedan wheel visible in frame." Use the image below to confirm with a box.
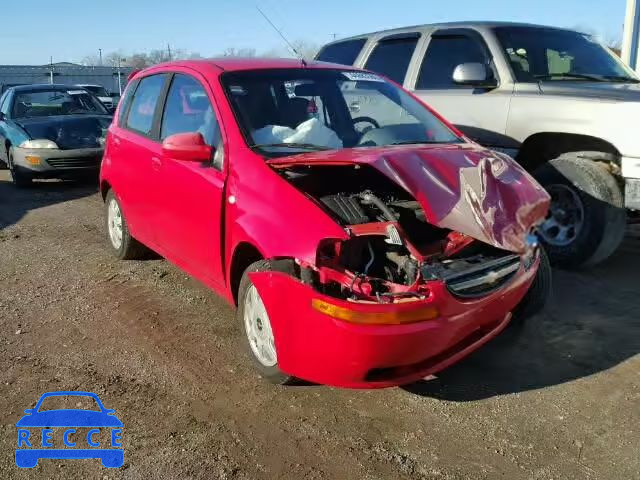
[107,198,124,250]
[243,284,277,367]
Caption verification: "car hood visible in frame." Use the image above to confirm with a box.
[16,114,112,150]
[539,80,640,101]
[16,409,123,428]
[268,144,550,253]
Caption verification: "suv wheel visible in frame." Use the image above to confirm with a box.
[534,153,626,269]
[104,189,148,260]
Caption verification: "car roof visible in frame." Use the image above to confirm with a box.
[10,84,90,92]
[137,57,353,77]
[324,21,582,44]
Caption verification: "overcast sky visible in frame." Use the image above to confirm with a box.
[0,0,628,64]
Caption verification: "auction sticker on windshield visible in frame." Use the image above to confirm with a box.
[342,71,385,82]
[15,391,124,468]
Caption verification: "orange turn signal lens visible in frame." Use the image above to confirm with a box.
[311,298,439,325]
[25,155,41,166]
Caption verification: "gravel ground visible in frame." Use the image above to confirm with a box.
[0,171,638,480]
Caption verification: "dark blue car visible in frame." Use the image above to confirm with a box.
[15,391,123,468]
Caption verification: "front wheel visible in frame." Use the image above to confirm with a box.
[534,154,626,269]
[511,247,552,327]
[8,150,32,188]
[236,260,295,385]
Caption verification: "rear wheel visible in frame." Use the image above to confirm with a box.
[104,189,148,260]
[534,153,626,269]
[8,149,32,188]
[236,260,296,385]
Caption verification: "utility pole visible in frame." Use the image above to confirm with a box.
[49,56,54,84]
[622,0,640,71]
[167,43,172,61]
[99,48,103,66]
[117,58,125,95]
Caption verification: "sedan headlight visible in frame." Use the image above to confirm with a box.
[19,139,59,149]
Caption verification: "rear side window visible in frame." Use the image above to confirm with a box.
[316,39,366,65]
[125,74,167,136]
[117,80,138,125]
[417,35,488,89]
[364,36,419,85]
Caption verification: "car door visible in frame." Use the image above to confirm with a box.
[112,73,169,247]
[154,71,227,287]
[409,29,513,150]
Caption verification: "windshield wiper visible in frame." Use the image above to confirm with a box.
[599,75,640,83]
[534,73,604,81]
[249,143,333,151]
[389,140,451,145]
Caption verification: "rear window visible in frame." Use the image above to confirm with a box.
[316,39,366,65]
[125,74,167,136]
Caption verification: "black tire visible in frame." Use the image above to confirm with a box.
[534,153,626,269]
[8,149,32,188]
[510,247,552,327]
[104,189,148,260]
[236,259,296,385]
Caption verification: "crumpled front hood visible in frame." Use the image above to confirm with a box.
[268,144,550,253]
[17,114,112,149]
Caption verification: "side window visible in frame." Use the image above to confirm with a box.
[117,80,139,126]
[161,74,223,169]
[417,35,489,89]
[364,36,419,85]
[125,74,167,136]
[316,39,366,65]
[0,91,10,115]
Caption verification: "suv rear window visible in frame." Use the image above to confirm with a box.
[316,39,366,65]
[364,36,419,85]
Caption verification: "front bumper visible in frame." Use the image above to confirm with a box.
[12,146,104,175]
[622,156,640,209]
[250,258,538,389]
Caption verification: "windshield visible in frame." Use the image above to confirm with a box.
[83,85,109,96]
[494,26,639,83]
[12,89,109,118]
[221,68,462,156]
[37,395,101,412]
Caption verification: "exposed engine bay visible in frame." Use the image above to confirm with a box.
[279,164,538,303]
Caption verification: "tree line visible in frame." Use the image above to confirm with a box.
[80,41,320,69]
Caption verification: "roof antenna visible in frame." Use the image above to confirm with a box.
[256,5,307,66]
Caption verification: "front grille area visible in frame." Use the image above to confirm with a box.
[46,156,101,169]
[444,255,521,298]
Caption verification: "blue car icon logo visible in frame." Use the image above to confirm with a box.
[15,391,123,468]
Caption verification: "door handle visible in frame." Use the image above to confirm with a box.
[151,156,162,170]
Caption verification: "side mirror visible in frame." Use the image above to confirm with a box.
[105,408,115,415]
[452,63,497,88]
[162,132,213,162]
[24,409,33,414]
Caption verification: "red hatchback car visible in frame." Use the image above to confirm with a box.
[100,58,551,388]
